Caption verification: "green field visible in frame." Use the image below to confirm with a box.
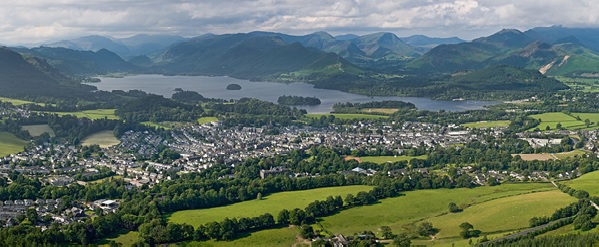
[305,113,388,120]
[528,112,599,131]
[98,231,139,247]
[360,108,399,115]
[0,97,38,106]
[81,130,120,148]
[183,227,302,247]
[21,124,55,137]
[358,155,428,164]
[0,132,27,157]
[167,185,373,228]
[554,150,589,160]
[46,109,119,120]
[462,120,511,129]
[198,117,219,125]
[316,183,569,240]
[565,170,599,196]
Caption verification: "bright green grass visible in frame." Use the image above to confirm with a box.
[571,112,599,127]
[140,121,173,130]
[427,190,575,240]
[21,124,55,137]
[359,155,428,164]
[554,150,589,160]
[47,109,119,120]
[565,170,599,196]
[167,185,373,228]
[182,227,301,247]
[305,113,388,120]
[0,132,27,157]
[0,97,37,106]
[527,112,599,131]
[530,112,577,122]
[98,231,139,247]
[198,117,219,125]
[317,183,557,235]
[462,120,511,129]
[81,130,120,148]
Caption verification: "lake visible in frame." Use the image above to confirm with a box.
[92,75,498,113]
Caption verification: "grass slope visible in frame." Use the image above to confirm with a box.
[167,185,373,228]
[0,132,27,157]
[183,227,302,247]
[81,130,120,148]
[21,124,55,137]
[317,183,560,235]
[0,97,37,106]
[528,112,599,130]
[565,170,599,196]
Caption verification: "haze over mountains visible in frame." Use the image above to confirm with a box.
[2,25,599,100]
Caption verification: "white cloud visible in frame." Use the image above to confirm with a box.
[0,0,598,45]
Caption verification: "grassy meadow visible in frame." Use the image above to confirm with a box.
[564,170,599,196]
[81,130,120,148]
[182,227,302,247]
[360,108,399,115]
[462,120,511,129]
[305,113,388,120]
[528,112,599,131]
[167,185,373,228]
[198,117,219,125]
[316,183,569,239]
[21,124,55,137]
[357,155,428,164]
[0,96,38,106]
[0,131,27,157]
[46,109,119,120]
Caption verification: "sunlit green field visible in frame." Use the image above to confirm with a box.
[462,120,511,129]
[528,112,599,130]
[565,170,599,196]
[167,185,373,228]
[0,97,38,106]
[21,124,55,137]
[358,155,428,164]
[182,227,302,247]
[81,130,120,148]
[305,113,388,120]
[198,117,219,125]
[0,131,27,157]
[45,109,119,120]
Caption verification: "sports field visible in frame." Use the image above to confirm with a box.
[167,185,373,228]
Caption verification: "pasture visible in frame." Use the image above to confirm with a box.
[360,108,399,115]
[167,185,373,228]
[357,155,428,164]
[47,109,119,120]
[198,117,219,125]
[528,112,599,131]
[316,183,566,239]
[0,132,27,157]
[512,153,557,161]
[0,97,38,106]
[183,227,302,247]
[21,124,55,137]
[81,130,120,148]
[554,149,589,159]
[564,170,599,196]
[462,120,511,129]
[305,113,388,120]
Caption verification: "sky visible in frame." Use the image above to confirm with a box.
[1,0,598,45]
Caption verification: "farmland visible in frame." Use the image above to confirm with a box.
[528,112,599,131]
[462,120,511,129]
[564,170,599,196]
[21,124,55,137]
[44,109,119,120]
[357,155,428,164]
[360,108,399,115]
[0,131,27,157]
[198,117,219,125]
[0,96,38,106]
[305,113,388,120]
[167,185,373,228]
[316,183,570,240]
[512,153,557,161]
[81,130,120,148]
[183,227,302,247]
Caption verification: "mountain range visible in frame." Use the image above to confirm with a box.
[4,26,599,100]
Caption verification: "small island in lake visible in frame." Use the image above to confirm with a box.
[226,83,242,90]
[277,95,321,105]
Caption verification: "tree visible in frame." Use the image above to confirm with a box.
[257,192,263,200]
[393,232,411,247]
[417,221,437,236]
[277,209,290,225]
[448,202,462,213]
[380,226,394,239]
[300,224,315,239]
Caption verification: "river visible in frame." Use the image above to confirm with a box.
[91,75,498,113]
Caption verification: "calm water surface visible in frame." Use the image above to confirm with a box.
[93,75,499,113]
